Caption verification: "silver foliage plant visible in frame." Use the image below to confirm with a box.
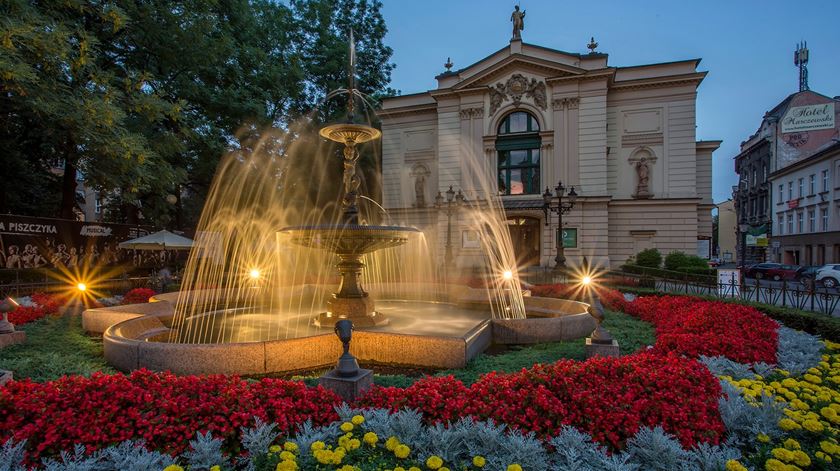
[776,326,823,375]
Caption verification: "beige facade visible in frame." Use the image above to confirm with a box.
[378,38,719,269]
[717,199,737,263]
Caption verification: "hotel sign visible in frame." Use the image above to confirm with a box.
[781,103,835,133]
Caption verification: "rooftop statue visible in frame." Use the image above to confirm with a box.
[511,5,525,40]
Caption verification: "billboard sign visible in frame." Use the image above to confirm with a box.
[782,103,835,133]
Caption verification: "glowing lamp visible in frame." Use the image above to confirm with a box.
[76,282,87,292]
[249,268,261,280]
[502,270,513,281]
[581,276,592,286]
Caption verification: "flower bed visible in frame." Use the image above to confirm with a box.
[625,295,779,364]
[0,371,341,463]
[120,287,157,304]
[359,352,724,449]
[7,292,67,326]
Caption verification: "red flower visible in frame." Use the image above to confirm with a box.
[121,288,157,305]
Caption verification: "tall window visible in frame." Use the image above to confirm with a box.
[808,209,815,232]
[788,181,793,200]
[787,213,794,234]
[778,214,784,235]
[809,174,816,195]
[797,211,804,232]
[823,170,830,192]
[822,208,829,231]
[798,178,804,197]
[496,112,541,195]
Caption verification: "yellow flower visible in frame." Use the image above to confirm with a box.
[311,441,326,451]
[507,465,523,471]
[348,438,361,451]
[283,441,298,452]
[472,455,486,468]
[279,451,295,461]
[758,433,771,443]
[439,468,450,471]
[386,436,400,451]
[792,450,811,467]
[802,419,824,433]
[426,455,444,470]
[394,444,411,459]
[210,466,221,471]
[764,459,788,471]
[364,431,378,446]
[771,448,794,462]
[395,467,407,471]
[783,438,801,450]
[779,418,801,431]
[820,440,839,455]
[163,466,183,471]
[351,415,365,425]
[338,466,356,471]
[725,460,748,471]
[276,461,298,471]
[269,444,282,453]
[409,468,421,471]
[340,422,355,432]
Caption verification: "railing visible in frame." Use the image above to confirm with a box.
[0,268,159,298]
[606,270,840,316]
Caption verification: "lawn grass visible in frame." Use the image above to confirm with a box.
[371,310,655,387]
[3,309,655,387]
[1,314,115,382]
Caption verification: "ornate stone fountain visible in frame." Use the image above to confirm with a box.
[279,70,418,327]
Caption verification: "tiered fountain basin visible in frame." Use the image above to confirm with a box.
[84,284,593,376]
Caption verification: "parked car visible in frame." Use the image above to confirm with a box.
[797,266,821,282]
[708,258,722,267]
[742,263,802,281]
[816,265,840,288]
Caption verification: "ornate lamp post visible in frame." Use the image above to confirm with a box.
[435,186,466,269]
[542,181,578,269]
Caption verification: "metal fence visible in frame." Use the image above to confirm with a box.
[518,267,840,316]
[0,269,158,298]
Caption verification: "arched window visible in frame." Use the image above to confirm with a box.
[496,111,541,195]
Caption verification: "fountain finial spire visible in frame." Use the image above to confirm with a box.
[347,30,356,116]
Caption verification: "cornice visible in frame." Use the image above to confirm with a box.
[545,69,615,84]
[609,72,707,91]
[377,104,438,119]
[453,54,586,91]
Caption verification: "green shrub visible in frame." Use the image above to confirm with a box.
[664,251,708,271]
[675,266,716,276]
[634,248,662,268]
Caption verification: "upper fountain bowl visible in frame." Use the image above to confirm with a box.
[279,224,420,255]
[319,122,381,145]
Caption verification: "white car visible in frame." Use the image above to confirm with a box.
[816,265,840,289]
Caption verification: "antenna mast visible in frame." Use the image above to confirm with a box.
[794,41,809,92]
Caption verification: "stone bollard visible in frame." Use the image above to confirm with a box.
[0,297,26,349]
[318,319,373,402]
[584,291,620,358]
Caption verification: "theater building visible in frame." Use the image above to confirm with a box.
[377,26,718,269]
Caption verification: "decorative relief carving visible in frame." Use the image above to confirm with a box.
[459,107,484,120]
[489,73,547,114]
[551,97,580,111]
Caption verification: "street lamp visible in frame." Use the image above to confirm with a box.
[435,185,467,269]
[542,181,578,269]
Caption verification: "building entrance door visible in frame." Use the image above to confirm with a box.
[506,217,541,267]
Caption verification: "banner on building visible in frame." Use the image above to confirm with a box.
[0,215,160,270]
[560,228,577,248]
[745,224,769,247]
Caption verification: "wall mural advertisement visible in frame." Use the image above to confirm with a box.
[0,215,159,270]
[777,93,840,168]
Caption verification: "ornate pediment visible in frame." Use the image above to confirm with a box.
[489,74,547,114]
[451,54,585,91]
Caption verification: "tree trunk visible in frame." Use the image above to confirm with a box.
[59,141,78,220]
